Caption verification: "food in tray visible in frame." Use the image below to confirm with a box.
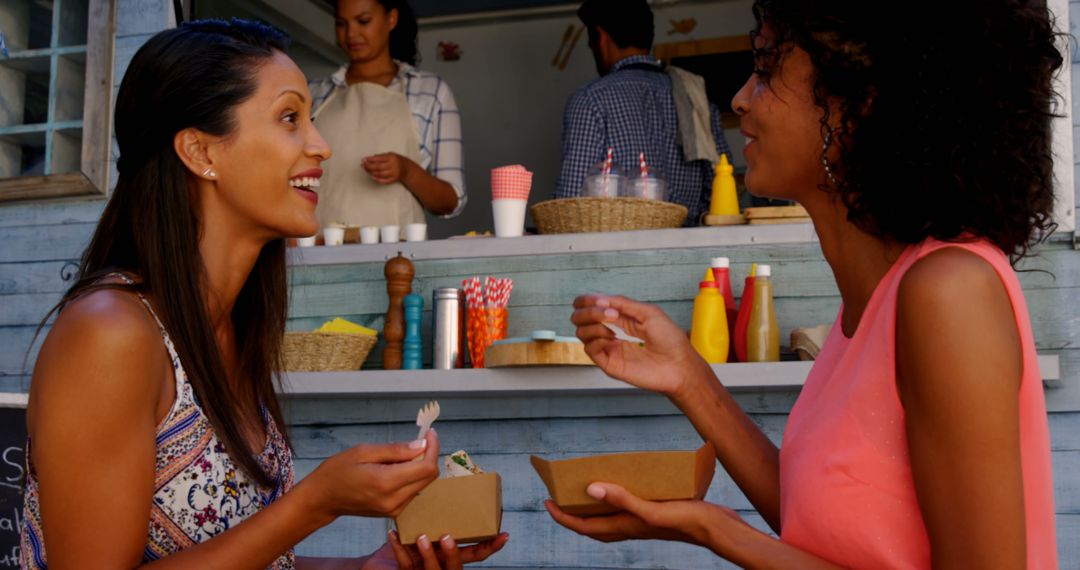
[443,450,484,478]
[315,317,377,336]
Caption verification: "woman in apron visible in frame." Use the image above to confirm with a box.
[310,0,466,230]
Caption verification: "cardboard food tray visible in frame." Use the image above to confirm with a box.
[394,472,503,545]
[530,444,715,516]
[485,339,595,367]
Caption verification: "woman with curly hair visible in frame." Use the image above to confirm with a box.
[546,0,1061,567]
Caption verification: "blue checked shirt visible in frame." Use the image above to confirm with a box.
[309,62,467,218]
[556,55,732,225]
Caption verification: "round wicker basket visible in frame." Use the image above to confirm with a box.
[282,331,377,372]
[530,197,687,234]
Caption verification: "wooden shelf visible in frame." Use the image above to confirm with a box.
[287,223,818,266]
[281,354,1063,398]
[282,361,804,398]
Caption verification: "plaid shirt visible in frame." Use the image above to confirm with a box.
[309,62,467,218]
[555,55,732,225]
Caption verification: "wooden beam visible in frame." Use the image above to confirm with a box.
[80,0,117,195]
[0,173,99,202]
[655,35,752,62]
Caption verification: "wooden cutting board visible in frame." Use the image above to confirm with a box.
[485,331,595,367]
[744,205,810,225]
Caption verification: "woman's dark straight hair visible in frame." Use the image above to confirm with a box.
[378,0,420,66]
[42,18,293,487]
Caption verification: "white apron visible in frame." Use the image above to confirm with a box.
[314,81,425,228]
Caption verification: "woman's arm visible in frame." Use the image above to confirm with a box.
[362,80,464,217]
[669,365,783,531]
[896,248,1027,569]
[31,291,442,569]
[545,484,841,569]
[571,295,782,530]
[30,290,167,569]
[362,153,458,216]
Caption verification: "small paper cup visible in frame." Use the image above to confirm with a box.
[296,235,317,247]
[360,226,380,244]
[492,199,527,238]
[405,223,427,242]
[322,226,345,246]
[380,225,401,243]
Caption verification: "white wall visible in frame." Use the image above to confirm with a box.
[414,0,756,237]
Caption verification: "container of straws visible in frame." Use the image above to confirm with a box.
[582,147,626,199]
[623,152,668,201]
[462,276,514,368]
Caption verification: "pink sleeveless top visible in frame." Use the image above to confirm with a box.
[779,238,1057,569]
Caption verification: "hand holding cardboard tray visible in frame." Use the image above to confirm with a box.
[531,444,715,516]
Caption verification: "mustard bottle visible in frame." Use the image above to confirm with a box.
[746,264,780,362]
[708,154,740,217]
[690,279,729,364]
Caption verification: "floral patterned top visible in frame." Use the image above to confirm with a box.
[20,277,295,569]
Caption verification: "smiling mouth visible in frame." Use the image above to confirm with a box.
[290,177,321,191]
[290,177,320,205]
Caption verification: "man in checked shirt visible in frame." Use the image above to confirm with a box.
[555,0,733,226]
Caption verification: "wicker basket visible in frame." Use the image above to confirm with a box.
[282,331,378,372]
[530,197,687,234]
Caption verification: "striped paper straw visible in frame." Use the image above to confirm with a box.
[502,278,514,307]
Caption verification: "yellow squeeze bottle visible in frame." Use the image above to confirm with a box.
[708,154,740,217]
[746,264,780,362]
[690,279,730,364]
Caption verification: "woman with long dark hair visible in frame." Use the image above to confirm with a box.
[20,18,506,569]
[308,0,466,230]
[547,1,1061,567]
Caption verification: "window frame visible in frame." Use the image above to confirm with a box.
[0,0,116,202]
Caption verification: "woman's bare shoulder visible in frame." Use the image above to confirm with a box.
[29,287,168,420]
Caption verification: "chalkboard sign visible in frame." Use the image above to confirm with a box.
[0,395,28,568]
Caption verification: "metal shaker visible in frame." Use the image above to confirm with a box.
[432,288,466,369]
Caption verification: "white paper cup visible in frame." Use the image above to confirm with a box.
[322,227,345,246]
[492,199,527,238]
[296,235,317,247]
[360,226,380,244]
[405,223,427,242]
[380,225,401,243]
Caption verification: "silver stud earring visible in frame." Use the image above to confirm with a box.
[202,168,216,178]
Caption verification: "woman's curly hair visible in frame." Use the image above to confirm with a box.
[752,0,1065,261]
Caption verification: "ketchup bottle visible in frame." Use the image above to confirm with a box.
[710,257,737,362]
[733,263,757,363]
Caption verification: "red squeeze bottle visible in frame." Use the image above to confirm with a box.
[710,257,738,362]
[733,263,757,363]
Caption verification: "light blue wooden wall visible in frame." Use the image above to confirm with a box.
[0,1,1077,567]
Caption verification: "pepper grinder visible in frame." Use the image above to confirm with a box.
[402,294,424,370]
[383,253,414,370]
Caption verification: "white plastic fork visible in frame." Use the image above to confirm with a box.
[603,322,645,345]
[415,400,440,441]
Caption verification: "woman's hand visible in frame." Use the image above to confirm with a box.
[571,294,707,397]
[544,482,747,551]
[363,530,510,569]
[302,430,441,522]
[363,152,413,185]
